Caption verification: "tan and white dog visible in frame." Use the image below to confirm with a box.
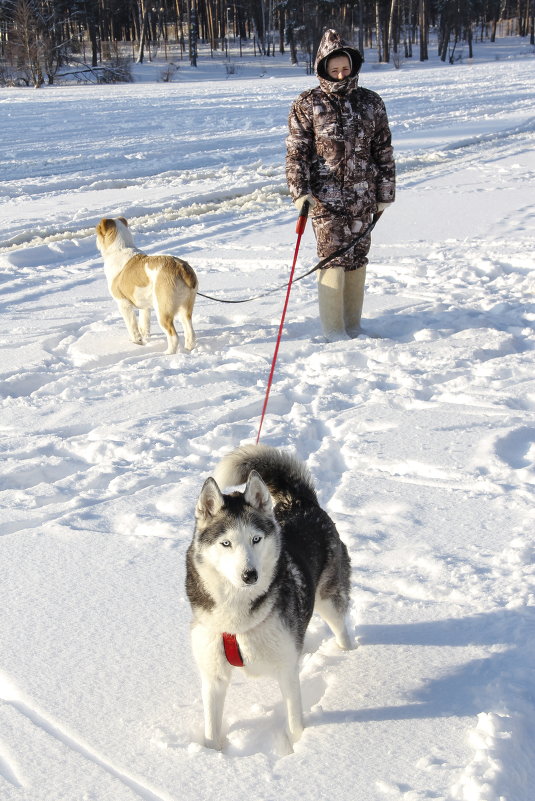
[96,217,197,354]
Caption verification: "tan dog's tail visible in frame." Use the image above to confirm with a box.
[160,256,197,290]
[178,259,198,290]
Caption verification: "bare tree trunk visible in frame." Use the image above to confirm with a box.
[388,0,399,54]
[518,0,525,36]
[189,0,198,66]
[382,5,390,61]
[137,1,149,63]
[419,0,428,60]
[14,0,42,86]
[358,0,365,56]
[207,0,216,51]
[85,1,99,67]
[287,24,298,64]
[376,0,383,61]
[439,23,450,61]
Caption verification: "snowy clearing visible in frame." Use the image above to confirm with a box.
[1,37,534,801]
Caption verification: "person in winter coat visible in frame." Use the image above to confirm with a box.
[286,29,396,340]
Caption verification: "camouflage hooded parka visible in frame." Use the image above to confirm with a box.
[286,30,396,270]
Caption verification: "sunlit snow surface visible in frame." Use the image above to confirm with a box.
[1,37,534,801]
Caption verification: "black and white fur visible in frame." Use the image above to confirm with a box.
[186,444,353,750]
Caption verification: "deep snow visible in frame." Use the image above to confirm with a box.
[0,36,534,801]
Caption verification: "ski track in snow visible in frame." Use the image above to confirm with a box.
[1,43,535,801]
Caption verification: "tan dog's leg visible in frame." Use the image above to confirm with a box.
[159,314,179,354]
[178,307,196,351]
[139,308,151,341]
[117,301,143,345]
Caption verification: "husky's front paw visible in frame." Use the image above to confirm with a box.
[289,722,304,743]
[336,632,356,650]
[204,736,224,751]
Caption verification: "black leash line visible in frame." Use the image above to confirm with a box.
[196,214,381,305]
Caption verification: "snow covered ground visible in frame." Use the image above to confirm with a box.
[1,36,534,801]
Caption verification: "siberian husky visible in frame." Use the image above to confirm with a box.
[95,217,197,354]
[186,444,353,750]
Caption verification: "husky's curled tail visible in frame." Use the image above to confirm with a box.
[214,443,317,507]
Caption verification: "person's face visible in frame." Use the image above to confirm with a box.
[326,55,351,81]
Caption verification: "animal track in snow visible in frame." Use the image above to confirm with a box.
[494,426,535,471]
[0,742,24,789]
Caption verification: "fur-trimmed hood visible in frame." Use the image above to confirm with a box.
[315,29,363,95]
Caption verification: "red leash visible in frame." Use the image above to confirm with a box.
[256,202,309,444]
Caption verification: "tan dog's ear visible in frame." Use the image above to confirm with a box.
[96,218,116,236]
[118,217,128,227]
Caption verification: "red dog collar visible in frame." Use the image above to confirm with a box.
[222,633,244,667]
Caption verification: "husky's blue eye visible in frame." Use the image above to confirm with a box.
[252,535,262,545]
[220,540,231,548]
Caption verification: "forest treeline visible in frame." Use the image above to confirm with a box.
[1,0,534,86]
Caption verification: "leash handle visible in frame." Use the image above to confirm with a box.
[295,200,310,235]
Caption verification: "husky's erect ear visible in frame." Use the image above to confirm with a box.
[196,477,225,522]
[244,470,273,514]
[117,217,128,227]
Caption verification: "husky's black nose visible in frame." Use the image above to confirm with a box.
[242,568,258,585]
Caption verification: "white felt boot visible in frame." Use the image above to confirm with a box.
[317,268,350,342]
[343,267,366,337]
